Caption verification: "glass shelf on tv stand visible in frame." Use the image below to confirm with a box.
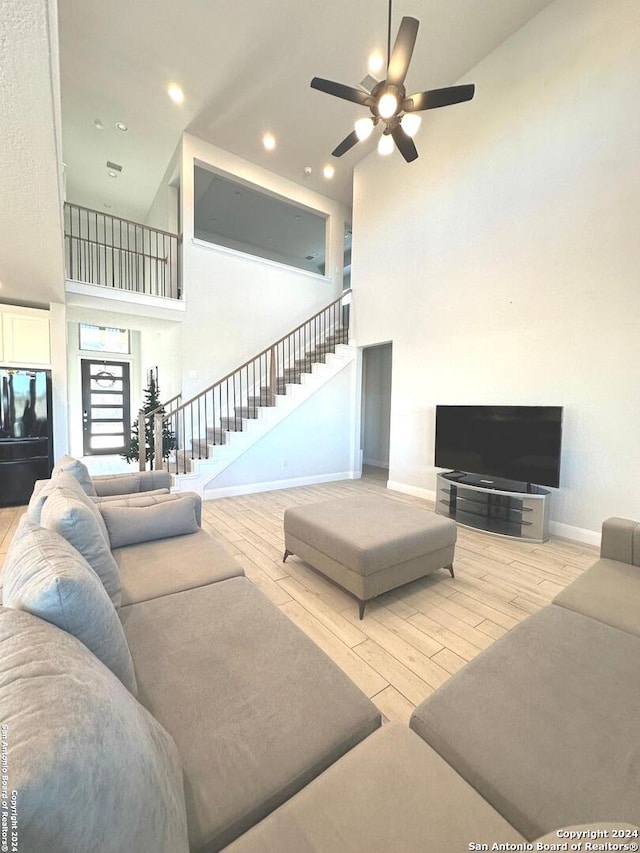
[435,472,551,543]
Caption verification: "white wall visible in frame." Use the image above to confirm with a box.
[361,343,392,468]
[0,0,66,307]
[179,134,349,400]
[352,0,640,539]
[49,302,69,458]
[145,140,181,234]
[204,363,358,497]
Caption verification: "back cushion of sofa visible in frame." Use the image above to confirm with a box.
[51,455,97,497]
[41,489,121,608]
[0,607,188,853]
[93,487,170,503]
[3,521,136,693]
[27,471,103,529]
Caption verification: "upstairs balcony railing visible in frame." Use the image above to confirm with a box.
[64,202,181,299]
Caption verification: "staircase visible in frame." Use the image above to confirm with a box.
[154,290,354,496]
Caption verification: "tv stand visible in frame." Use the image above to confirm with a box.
[435,472,550,542]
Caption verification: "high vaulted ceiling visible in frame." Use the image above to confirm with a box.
[59,0,553,224]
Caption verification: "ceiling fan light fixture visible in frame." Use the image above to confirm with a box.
[377,134,394,156]
[400,113,421,137]
[368,52,384,74]
[378,91,398,119]
[167,83,184,104]
[354,117,374,141]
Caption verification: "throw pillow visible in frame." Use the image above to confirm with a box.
[100,493,200,549]
[0,607,188,853]
[51,454,97,497]
[41,489,121,608]
[3,521,136,693]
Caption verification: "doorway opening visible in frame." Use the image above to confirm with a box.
[360,343,392,476]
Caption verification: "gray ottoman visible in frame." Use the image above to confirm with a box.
[283,495,457,618]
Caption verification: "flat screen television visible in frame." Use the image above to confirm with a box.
[435,405,563,488]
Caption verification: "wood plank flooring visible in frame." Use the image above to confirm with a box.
[0,469,597,724]
[199,470,596,723]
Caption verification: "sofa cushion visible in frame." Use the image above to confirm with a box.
[100,493,201,548]
[3,520,136,693]
[92,469,172,496]
[52,454,97,496]
[410,604,640,839]
[221,723,525,853]
[93,487,170,503]
[0,606,188,853]
[41,489,121,607]
[120,577,381,852]
[113,528,245,606]
[553,558,640,637]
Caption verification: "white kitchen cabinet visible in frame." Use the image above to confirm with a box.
[1,308,51,366]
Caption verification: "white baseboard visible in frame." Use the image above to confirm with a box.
[362,457,390,468]
[203,471,360,501]
[549,521,601,548]
[387,480,437,504]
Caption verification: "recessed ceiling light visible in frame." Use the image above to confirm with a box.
[368,52,384,74]
[108,171,118,178]
[167,83,184,104]
[262,133,276,151]
[323,165,335,179]
[303,166,312,176]
[115,121,128,132]
[94,119,104,130]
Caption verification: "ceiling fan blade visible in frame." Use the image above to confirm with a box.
[386,17,419,86]
[390,126,418,163]
[404,84,475,112]
[310,77,372,107]
[332,130,360,158]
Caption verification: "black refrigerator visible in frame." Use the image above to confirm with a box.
[0,368,54,506]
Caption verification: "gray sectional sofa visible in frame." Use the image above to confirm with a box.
[1,458,638,851]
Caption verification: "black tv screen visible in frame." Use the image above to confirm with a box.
[435,405,563,488]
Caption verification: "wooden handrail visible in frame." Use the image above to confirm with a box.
[64,201,179,240]
[168,289,352,418]
[147,392,182,417]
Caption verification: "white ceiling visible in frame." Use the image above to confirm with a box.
[58,0,554,225]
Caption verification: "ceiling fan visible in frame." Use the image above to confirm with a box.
[310,4,475,162]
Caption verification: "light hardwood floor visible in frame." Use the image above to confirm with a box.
[0,469,597,725]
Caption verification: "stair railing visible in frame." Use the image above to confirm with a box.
[155,289,351,474]
[137,393,182,471]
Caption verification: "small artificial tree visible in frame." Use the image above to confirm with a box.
[123,372,176,467]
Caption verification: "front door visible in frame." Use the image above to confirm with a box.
[81,359,131,455]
